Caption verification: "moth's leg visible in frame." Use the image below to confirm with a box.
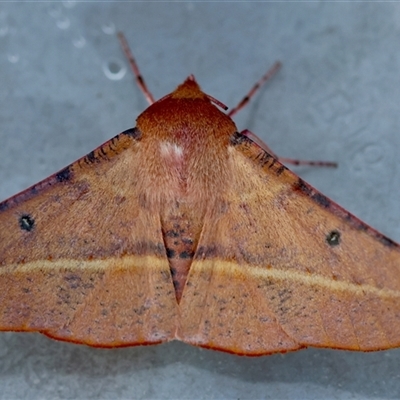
[242,129,337,168]
[118,32,155,105]
[228,61,282,117]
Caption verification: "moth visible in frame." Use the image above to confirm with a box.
[0,34,399,356]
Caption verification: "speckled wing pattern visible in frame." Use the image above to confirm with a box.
[0,128,179,347]
[178,132,400,355]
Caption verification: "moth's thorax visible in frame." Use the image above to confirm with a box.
[136,78,237,205]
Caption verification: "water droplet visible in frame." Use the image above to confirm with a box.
[103,59,126,81]
[56,16,70,30]
[363,143,383,164]
[102,22,115,35]
[353,142,384,171]
[8,54,19,63]
[48,5,62,18]
[73,35,86,49]
[62,0,77,8]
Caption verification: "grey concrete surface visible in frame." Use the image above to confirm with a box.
[0,2,400,399]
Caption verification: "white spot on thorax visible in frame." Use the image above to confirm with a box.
[160,142,184,163]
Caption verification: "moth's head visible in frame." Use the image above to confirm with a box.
[170,75,206,101]
[135,76,236,141]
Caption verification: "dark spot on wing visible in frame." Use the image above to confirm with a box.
[122,127,142,140]
[293,178,311,196]
[312,192,331,208]
[326,230,341,246]
[230,131,246,146]
[85,151,96,164]
[19,214,35,232]
[378,234,398,248]
[64,273,82,289]
[0,200,9,212]
[172,279,181,294]
[166,248,176,258]
[165,230,179,238]
[196,245,218,259]
[179,251,194,259]
[56,166,72,182]
[254,149,288,176]
[275,164,286,176]
[256,151,274,168]
[77,128,141,167]
[293,178,330,207]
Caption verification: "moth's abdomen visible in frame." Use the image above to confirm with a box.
[161,201,205,302]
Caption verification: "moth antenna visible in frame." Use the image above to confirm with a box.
[117,32,156,105]
[242,129,338,168]
[228,61,282,117]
